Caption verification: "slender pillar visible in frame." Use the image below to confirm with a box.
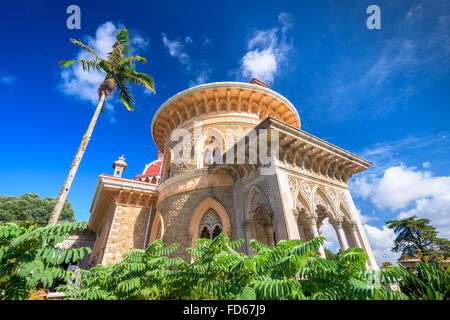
[263,224,275,247]
[345,220,362,248]
[329,217,349,252]
[304,214,326,258]
[242,220,257,255]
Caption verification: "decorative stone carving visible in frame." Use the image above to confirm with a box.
[303,212,318,227]
[338,190,351,215]
[288,178,297,196]
[344,220,358,231]
[302,182,312,195]
[247,187,273,218]
[313,190,329,210]
[329,216,344,230]
[199,209,222,238]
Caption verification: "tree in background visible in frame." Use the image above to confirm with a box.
[48,29,155,226]
[386,216,450,261]
[0,194,75,227]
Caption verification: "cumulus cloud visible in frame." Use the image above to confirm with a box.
[161,33,191,71]
[319,218,339,253]
[353,164,450,239]
[59,22,150,122]
[238,12,294,83]
[363,224,398,265]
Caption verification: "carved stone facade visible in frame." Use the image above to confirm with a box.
[87,80,379,270]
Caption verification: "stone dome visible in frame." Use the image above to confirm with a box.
[151,82,301,150]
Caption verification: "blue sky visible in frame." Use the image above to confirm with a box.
[0,0,449,263]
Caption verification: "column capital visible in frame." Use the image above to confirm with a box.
[329,216,344,230]
[344,220,358,231]
[303,212,318,226]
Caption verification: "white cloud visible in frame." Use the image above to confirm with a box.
[59,22,150,120]
[131,33,150,51]
[422,161,430,168]
[319,218,339,253]
[161,33,213,86]
[238,12,293,83]
[360,214,379,224]
[161,33,191,70]
[353,164,450,239]
[203,38,212,48]
[0,71,16,86]
[363,224,398,265]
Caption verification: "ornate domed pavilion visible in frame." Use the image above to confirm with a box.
[87,78,378,269]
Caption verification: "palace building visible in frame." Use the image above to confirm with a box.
[87,79,378,269]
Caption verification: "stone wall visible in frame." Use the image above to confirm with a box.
[102,205,151,264]
[167,120,257,178]
[157,185,234,261]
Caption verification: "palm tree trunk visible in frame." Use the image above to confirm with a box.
[47,92,106,226]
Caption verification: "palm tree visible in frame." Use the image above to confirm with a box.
[47,29,155,226]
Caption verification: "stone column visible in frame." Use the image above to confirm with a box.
[263,224,275,247]
[304,213,326,258]
[329,217,349,252]
[345,220,362,248]
[242,220,257,255]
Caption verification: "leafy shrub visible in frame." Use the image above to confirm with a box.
[58,239,183,300]
[0,221,91,299]
[57,233,408,300]
[400,261,450,300]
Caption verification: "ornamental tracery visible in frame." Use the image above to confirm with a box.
[199,209,223,240]
[247,187,273,219]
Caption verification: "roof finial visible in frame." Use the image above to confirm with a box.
[113,155,127,177]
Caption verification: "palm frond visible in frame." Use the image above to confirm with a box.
[69,38,103,61]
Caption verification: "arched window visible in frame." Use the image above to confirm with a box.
[201,134,223,168]
[212,225,221,239]
[200,227,211,239]
[199,209,222,240]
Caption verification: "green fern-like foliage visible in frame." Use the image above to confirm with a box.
[50,233,410,301]
[300,247,408,300]
[0,221,91,299]
[399,261,450,300]
[58,239,184,300]
[174,234,326,300]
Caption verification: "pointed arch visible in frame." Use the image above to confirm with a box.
[244,186,272,220]
[312,187,337,218]
[196,127,225,168]
[295,189,312,213]
[188,197,231,247]
[339,203,352,221]
[148,212,164,244]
